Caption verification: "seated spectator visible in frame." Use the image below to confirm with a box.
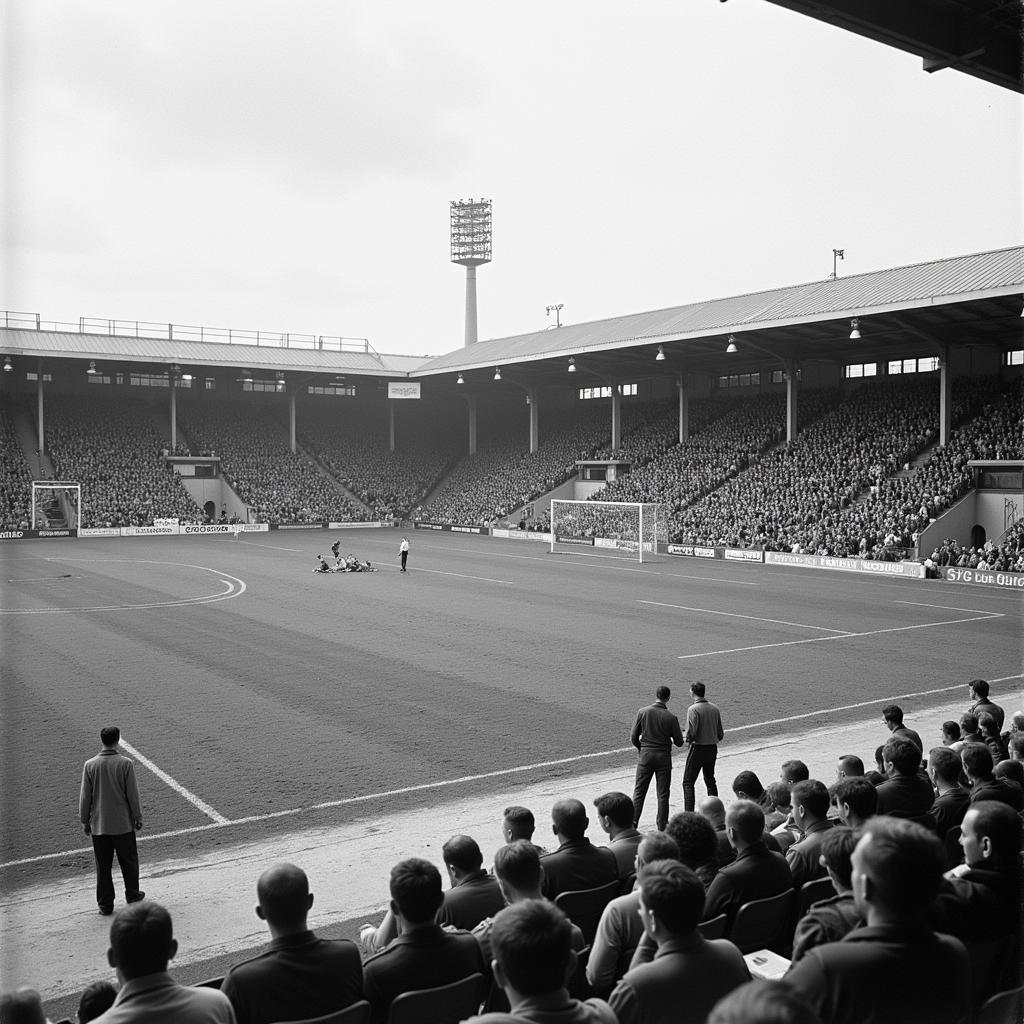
[438,836,505,931]
[785,781,834,888]
[732,770,771,808]
[977,712,1008,763]
[957,713,982,749]
[502,805,546,853]
[703,800,794,925]
[593,792,642,879]
[968,678,1004,732]
[608,862,749,1024]
[864,745,886,787]
[881,704,923,751]
[780,760,810,785]
[762,781,791,832]
[707,980,822,1024]
[995,758,1024,787]
[588,832,679,998]
[875,737,933,819]
[963,742,1024,811]
[940,721,961,748]
[0,988,48,1024]
[926,747,970,839]
[221,863,362,1024]
[832,778,877,829]
[464,900,615,1024]
[698,796,736,868]
[789,827,862,963]
[77,982,118,1024]
[666,811,719,891]
[1011,733,1024,762]
[540,800,618,900]
[92,900,234,1023]
[475,840,585,1013]
[835,755,865,780]
[362,858,485,1024]
[785,818,970,1024]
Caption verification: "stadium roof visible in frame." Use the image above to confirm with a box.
[2,246,1021,388]
[763,0,1024,95]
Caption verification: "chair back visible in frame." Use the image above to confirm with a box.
[796,876,834,917]
[697,913,728,939]
[273,1002,371,1024]
[729,889,796,955]
[554,879,622,945]
[387,973,483,1024]
[976,985,1024,1024]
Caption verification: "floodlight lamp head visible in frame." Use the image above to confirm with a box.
[656,345,665,361]
[567,358,576,373]
[2,356,12,373]
[849,318,861,340]
[87,360,97,374]
[456,373,464,384]
[726,336,738,354]
[493,367,502,381]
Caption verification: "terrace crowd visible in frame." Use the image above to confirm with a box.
[0,406,34,530]
[8,678,1021,1024]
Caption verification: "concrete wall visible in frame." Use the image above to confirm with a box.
[918,488,1024,553]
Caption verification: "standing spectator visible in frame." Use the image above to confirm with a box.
[221,863,362,1024]
[399,537,409,572]
[362,858,484,1024]
[593,793,642,879]
[968,679,1004,732]
[785,818,971,1024]
[881,705,923,752]
[92,901,235,1023]
[630,686,683,831]
[79,726,145,916]
[608,862,749,1024]
[682,683,724,812]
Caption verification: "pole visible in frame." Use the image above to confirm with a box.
[464,266,478,347]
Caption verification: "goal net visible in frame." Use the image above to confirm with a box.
[32,481,81,530]
[549,499,665,564]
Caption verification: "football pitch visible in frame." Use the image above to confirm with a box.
[2,528,1021,883]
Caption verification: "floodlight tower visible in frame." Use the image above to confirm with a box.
[450,198,492,347]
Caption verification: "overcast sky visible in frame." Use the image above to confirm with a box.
[4,1,1021,356]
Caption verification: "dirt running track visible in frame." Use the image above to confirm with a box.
[2,529,1020,886]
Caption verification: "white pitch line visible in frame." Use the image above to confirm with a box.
[677,611,1003,659]
[639,600,853,634]
[236,539,304,552]
[5,674,1022,871]
[409,567,515,585]
[895,600,1013,616]
[119,739,229,825]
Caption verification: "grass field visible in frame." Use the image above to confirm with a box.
[2,528,1021,883]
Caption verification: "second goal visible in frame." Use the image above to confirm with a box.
[549,499,665,564]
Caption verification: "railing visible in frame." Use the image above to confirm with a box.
[0,311,379,358]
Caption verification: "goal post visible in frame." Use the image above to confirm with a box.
[549,499,665,564]
[32,481,81,530]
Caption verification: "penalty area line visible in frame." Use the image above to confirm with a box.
[119,739,229,825]
[5,673,1021,871]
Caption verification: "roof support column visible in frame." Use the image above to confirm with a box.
[464,395,477,456]
[289,392,297,453]
[939,345,952,447]
[169,376,177,450]
[677,375,689,442]
[610,383,621,452]
[785,360,798,442]
[389,401,396,453]
[528,389,539,453]
[36,367,45,456]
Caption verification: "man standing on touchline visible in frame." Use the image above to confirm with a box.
[399,537,409,572]
[631,686,684,832]
[79,725,145,915]
[682,682,724,812]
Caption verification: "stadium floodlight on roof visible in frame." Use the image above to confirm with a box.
[451,198,492,347]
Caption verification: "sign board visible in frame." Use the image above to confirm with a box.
[388,382,421,400]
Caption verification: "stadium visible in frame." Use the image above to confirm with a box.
[2,3,1023,1023]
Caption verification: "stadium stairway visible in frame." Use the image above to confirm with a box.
[3,689,1020,1020]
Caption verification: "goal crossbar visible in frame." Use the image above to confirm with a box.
[549,499,664,564]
